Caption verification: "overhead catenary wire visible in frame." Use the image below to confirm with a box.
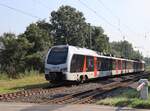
[97,0,120,20]
[97,0,127,38]
[78,0,121,34]
[0,3,42,19]
[97,0,143,38]
[32,0,50,10]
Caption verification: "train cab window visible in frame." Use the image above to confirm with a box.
[47,47,68,65]
[70,54,84,72]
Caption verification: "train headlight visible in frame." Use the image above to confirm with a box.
[61,68,67,72]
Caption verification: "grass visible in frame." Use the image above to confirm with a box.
[97,70,150,109]
[0,71,48,94]
[97,81,150,109]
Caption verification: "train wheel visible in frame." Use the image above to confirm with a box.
[79,76,84,84]
[85,75,88,82]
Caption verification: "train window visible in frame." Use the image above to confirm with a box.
[118,60,121,70]
[126,61,129,69]
[86,56,94,72]
[97,58,101,71]
[133,62,135,69]
[70,54,84,72]
[129,61,133,69]
[109,59,113,70]
[100,58,105,71]
[122,60,125,69]
[112,60,116,70]
[100,58,112,71]
[126,61,132,69]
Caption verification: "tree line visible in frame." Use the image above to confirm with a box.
[0,5,144,78]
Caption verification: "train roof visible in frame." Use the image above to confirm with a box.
[51,45,144,63]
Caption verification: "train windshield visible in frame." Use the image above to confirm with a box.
[47,47,68,65]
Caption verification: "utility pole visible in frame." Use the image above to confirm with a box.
[122,36,126,58]
[88,23,92,49]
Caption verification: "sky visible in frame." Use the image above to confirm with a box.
[0,0,150,57]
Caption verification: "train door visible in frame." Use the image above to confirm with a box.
[118,60,122,75]
[116,59,118,75]
[94,57,97,77]
[125,61,127,74]
[112,59,116,75]
[96,57,101,77]
[120,60,122,74]
[86,56,94,78]
[122,60,125,74]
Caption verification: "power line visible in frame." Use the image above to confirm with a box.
[32,0,50,10]
[58,0,66,5]
[78,0,123,36]
[97,0,120,20]
[78,0,119,30]
[97,0,126,38]
[97,0,143,38]
[0,3,42,19]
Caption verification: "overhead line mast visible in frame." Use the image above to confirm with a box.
[97,0,144,39]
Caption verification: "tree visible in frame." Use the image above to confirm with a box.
[50,5,88,47]
[110,40,143,59]
[22,21,52,53]
[0,20,53,76]
[0,33,31,78]
[144,57,150,66]
[132,50,143,60]
[89,26,110,53]
[21,20,53,71]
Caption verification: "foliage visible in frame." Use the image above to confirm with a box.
[145,65,150,72]
[144,57,150,66]
[110,40,143,59]
[97,87,150,109]
[50,5,87,47]
[90,26,110,53]
[0,33,32,78]
[20,20,53,71]
[22,21,53,53]
[0,20,53,77]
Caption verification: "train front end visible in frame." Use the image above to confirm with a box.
[45,45,69,82]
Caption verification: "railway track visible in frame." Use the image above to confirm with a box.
[45,73,149,104]
[0,72,149,104]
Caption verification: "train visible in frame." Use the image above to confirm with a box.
[45,45,145,83]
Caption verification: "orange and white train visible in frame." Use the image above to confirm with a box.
[45,45,145,82]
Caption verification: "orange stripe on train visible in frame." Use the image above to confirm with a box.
[82,56,87,72]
